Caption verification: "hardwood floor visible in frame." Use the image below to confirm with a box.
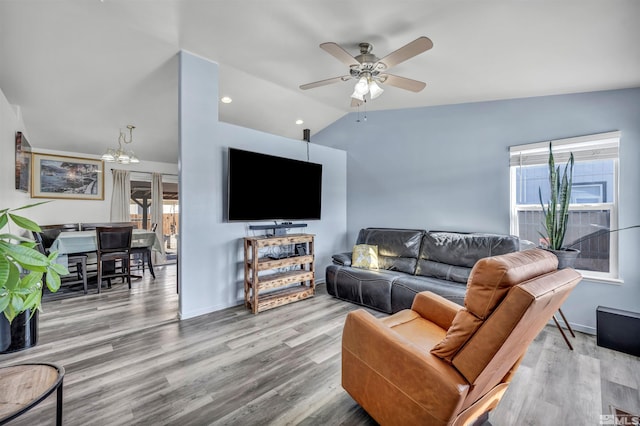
[1,265,638,425]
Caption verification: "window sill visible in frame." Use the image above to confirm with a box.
[578,273,623,285]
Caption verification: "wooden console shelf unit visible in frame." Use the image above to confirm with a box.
[244,233,315,314]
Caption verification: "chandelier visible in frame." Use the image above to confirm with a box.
[101,125,139,164]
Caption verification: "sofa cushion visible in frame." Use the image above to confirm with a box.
[325,265,400,313]
[352,244,379,270]
[356,228,424,274]
[391,275,466,313]
[331,252,352,266]
[430,249,558,362]
[416,232,519,283]
[416,260,472,284]
[430,309,482,361]
[418,231,520,268]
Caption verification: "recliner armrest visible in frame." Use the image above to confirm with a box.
[411,291,462,330]
[331,252,352,266]
[342,309,469,424]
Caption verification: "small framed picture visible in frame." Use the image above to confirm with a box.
[31,153,104,200]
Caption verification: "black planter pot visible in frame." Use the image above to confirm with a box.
[0,309,39,353]
[546,248,581,269]
[0,316,10,352]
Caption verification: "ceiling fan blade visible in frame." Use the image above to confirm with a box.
[379,74,426,92]
[299,75,351,90]
[320,42,360,66]
[377,36,433,70]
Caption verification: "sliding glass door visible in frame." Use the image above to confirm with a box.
[130,179,179,265]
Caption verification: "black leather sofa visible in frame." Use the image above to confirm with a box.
[325,228,520,313]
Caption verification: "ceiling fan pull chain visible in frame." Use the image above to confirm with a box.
[355,99,368,123]
[364,98,367,121]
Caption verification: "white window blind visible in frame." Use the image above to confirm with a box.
[509,131,620,166]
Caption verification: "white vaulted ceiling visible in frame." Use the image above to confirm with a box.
[1,1,639,163]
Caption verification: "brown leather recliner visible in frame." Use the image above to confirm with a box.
[341,248,581,426]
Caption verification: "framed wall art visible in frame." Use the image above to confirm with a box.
[15,131,32,192]
[31,153,105,200]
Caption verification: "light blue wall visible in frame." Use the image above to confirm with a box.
[178,51,347,319]
[314,87,640,333]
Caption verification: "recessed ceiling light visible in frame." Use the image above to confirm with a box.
[295,119,304,125]
[220,96,232,104]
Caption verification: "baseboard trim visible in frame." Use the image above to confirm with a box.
[179,302,233,320]
[547,316,596,335]
[568,323,596,335]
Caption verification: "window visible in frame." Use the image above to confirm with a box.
[509,131,620,281]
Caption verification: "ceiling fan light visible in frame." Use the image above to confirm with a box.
[350,90,364,101]
[369,81,384,99]
[354,77,369,95]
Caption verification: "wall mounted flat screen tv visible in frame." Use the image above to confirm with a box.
[227,148,322,221]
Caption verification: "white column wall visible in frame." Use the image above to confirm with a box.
[178,51,347,319]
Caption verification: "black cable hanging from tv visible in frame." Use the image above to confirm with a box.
[303,128,310,162]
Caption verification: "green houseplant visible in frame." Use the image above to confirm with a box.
[0,202,68,352]
[538,142,579,268]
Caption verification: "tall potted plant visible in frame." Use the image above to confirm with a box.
[538,142,580,268]
[0,203,67,352]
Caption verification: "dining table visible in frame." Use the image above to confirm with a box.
[49,229,164,268]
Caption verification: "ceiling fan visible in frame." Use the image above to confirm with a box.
[299,36,433,107]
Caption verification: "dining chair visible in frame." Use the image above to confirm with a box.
[39,224,80,249]
[32,231,89,294]
[95,226,133,293]
[130,223,157,279]
[40,223,91,277]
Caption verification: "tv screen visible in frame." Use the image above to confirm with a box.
[227,148,322,221]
